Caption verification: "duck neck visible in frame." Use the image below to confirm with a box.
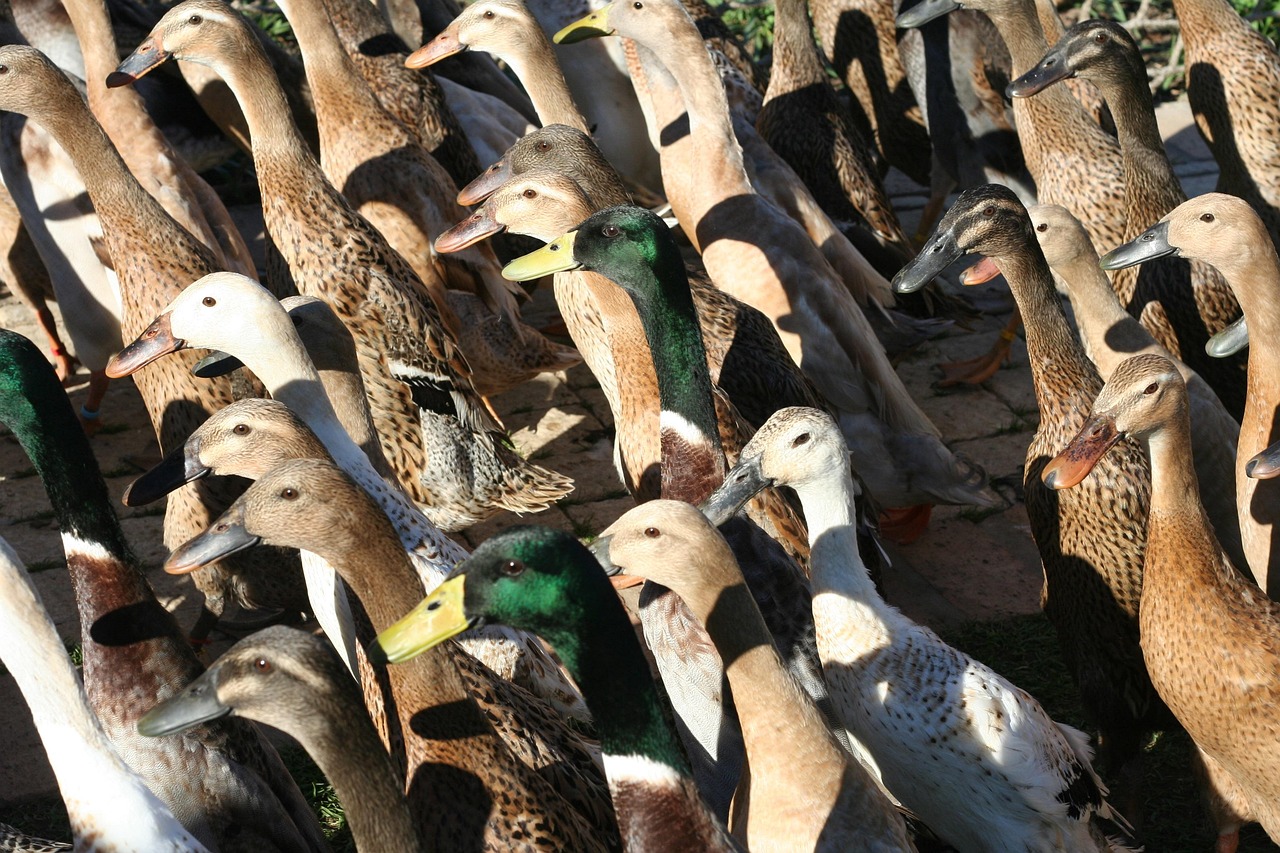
[61,0,127,112]
[766,0,829,96]
[500,23,589,131]
[995,0,1056,76]
[542,567,690,774]
[317,512,424,632]
[1144,411,1202,520]
[995,246,1102,421]
[794,472,880,600]
[1169,0,1244,37]
[1054,251,1147,375]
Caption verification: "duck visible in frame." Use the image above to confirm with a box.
[1008,19,1247,419]
[1043,353,1280,850]
[373,523,739,852]
[701,405,1130,853]
[504,206,839,818]
[0,43,307,642]
[0,535,208,853]
[895,185,1167,821]
[1171,0,1280,244]
[0,328,327,852]
[139,625,421,853]
[165,458,615,851]
[1099,194,1280,597]
[555,0,998,513]
[757,0,915,274]
[106,271,590,719]
[112,0,572,531]
[1026,203,1244,573]
[593,500,913,852]
[0,186,73,381]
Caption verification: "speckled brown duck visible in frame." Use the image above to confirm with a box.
[895,185,1170,821]
[114,0,574,531]
[1010,19,1248,419]
[0,330,327,853]
[166,457,616,852]
[0,44,305,641]
[757,0,914,275]
[1045,353,1280,851]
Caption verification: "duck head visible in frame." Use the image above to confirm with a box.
[438,171,597,251]
[111,0,250,87]
[458,124,620,206]
[407,0,537,68]
[1008,20,1144,99]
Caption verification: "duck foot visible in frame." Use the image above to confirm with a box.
[879,504,934,545]
[937,310,1021,388]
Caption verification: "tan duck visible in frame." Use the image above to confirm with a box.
[114,0,573,530]
[595,500,913,852]
[0,329,326,852]
[895,185,1167,819]
[374,524,738,852]
[1044,354,1280,850]
[1173,0,1280,244]
[268,0,579,397]
[556,0,997,512]
[1010,19,1247,419]
[1028,203,1245,573]
[1099,194,1280,597]
[166,458,614,851]
[757,0,914,274]
[0,43,306,641]
[140,626,421,853]
[0,535,208,852]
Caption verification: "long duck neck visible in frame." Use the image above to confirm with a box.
[794,471,882,601]
[997,0,1103,136]
[1169,0,1245,36]
[500,22,589,131]
[1054,249,1146,375]
[61,0,131,116]
[1145,408,1203,521]
[767,0,829,96]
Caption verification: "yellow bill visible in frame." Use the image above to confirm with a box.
[501,230,581,281]
[554,4,615,44]
[370,575,471,664]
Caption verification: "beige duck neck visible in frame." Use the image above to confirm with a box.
[1145,406,1207,524]
[1053,248,1148,376]
[494,15,588,131]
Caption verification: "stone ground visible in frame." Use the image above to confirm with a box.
[0,99,1227,815]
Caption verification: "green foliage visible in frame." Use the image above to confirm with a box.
[708,0,776,60]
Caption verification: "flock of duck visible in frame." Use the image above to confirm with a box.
[0,0,1279,849]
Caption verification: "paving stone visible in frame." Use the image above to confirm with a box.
[953,427,1035,484]
[915,384,1019,443]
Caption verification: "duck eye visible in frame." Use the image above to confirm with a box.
[602,224,621,238]
[633,1,643,7]
[982,206,995,217]
[536,140,551,151]
[281,487,299,500]
[188,13,202,24]
[1094,31,1106,42]
[644,526,660,538]
[202,296,216,307]
[254,658,271,672]
[500,559,525,576]
[1036,223,1048,232]
[483,9,495,17]
[232,423,250,436]
[0,65,9,75]
[1143,382,1159,395]
[522,189,537,199]
[791,432,811,447]
[1201,213,1215,223]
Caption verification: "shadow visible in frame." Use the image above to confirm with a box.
[405,762,491,852]
[89,600,182,646]
[1247,401,1280,596]
[408,698,496,740]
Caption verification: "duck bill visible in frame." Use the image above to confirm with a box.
[587,533,647,589]
[554,5,615,44]
[1206,315,1248,358]
[1041,414,1122,490]
[123,440,211,507]
[959,256,1001,285]
[1099,221,1175,270]
[1246,441,1280,480]
[369,575,474,664]
[106,313,184,378]
[699,454,772,526]
[457,160,512,206]
[191,350,243,378]
[107,38,171,87]
[165,507,261,575]
[136,668,230,737]
[436,207,504,253]
[896,0,962,28]
[1007,49,1074,98]
[893,229,963,293]
[405,29,465,68]
[502,231,580,281]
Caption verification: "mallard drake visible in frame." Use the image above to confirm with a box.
[112,0,571,531]
[0,536,208,853]
[1099,194,1280,597]
[374,524,739,852]
[0,329,326,852]
[593,500,912,852]
[702,406,1130,852]
[139,626,421,853]
[0,43,306,642]
[106,271,590,719]
[1027,203,1244,573]
[1009,19,1247,419]
[896,185,1167,820]
[1044,353,1280,849]
[166,458,615,851]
